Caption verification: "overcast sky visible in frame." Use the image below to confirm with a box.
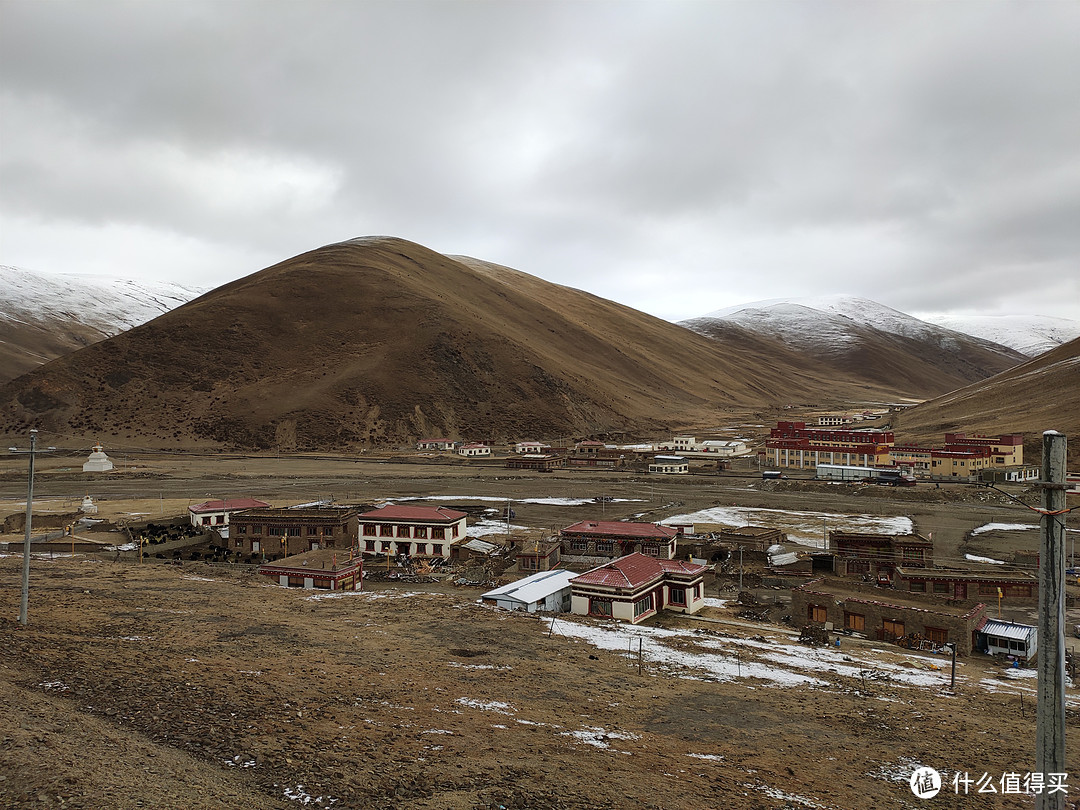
[2,1,1078,323]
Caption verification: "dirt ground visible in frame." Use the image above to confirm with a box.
[1,454,1078,809]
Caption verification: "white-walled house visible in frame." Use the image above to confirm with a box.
[457,443,491,457]
[514,441,551,455]
[481,569,576,613]
[359,504,467,558]
[188,497,271,538]
[649,455,688,474]
[417,438,457,451]
[570,553,706,625]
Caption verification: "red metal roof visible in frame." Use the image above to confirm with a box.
[561,520,678,539]
[188,498,271,514]
[571,553,705,589]
[359,505,467,523]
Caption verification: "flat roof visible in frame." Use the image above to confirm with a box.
[359,505,467,522]
[482,569,577,604]
[561,520,679,539]
[259,548,361,574]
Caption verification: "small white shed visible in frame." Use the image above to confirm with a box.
[978,618,1038,663]
[481,569,576,613]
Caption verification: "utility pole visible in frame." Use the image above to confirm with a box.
[738,547,744,592]
[19,430,38,626]
[1036,430,1067,810]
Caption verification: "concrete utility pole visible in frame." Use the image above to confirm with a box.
[1036,430,1067,810]
[18,430,38,626]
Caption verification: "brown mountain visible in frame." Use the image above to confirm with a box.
[0,265,202,384]
[895,336,1080,465]
[0,237,912,452]
[683,298,1025,399]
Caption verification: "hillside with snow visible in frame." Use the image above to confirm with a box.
[681,295,1026,398]
[0,265,203,383]
[916,313,1080,357]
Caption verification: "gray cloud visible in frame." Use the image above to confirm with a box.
[2,0,1078,322]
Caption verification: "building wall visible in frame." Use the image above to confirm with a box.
[360,517,466,558]
[791,586,986,654]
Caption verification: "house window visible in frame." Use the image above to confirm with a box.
[846,559,869,575]
[589,599,613,617]
[570,540,588,552]
[415,526,428,539]
[808,604,827,623]
[925,627,948,645]
[365,540,375,551]
[933,582,950,594]
[432,527,445,540]
[596,541,614,554]
[432,544,443,555]
[415,543,427,555]
[379,525,393,536]
[380,542,391,552]
[234,539,243,548]
[844,612,865,632]
[633,595,653,618]
[235,524,247,534]
[396,525,411,538]
[909,581,926,592]
[669,588,686,606]
[692,584,700,599]
[363,523,377,536]
[452,525,459,538]
[252,525,263,535]
[521,556,537,570]
[979,583,999,596]
[642,544,660,557]
[307,527,319,535]
[201,517,210,526]
[882,619,905,641]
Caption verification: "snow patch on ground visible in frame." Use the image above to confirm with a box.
[662,505,913,548]
[965,553,1006,564]
[455,698,515,715]
[972,522,1037,535]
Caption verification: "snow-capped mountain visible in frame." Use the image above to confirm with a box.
[681,295,1027,398]
[0,265,204,383]
[916,313,1080,358]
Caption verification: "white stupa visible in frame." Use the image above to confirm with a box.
[80,494,98,514]
[82,444,114,473]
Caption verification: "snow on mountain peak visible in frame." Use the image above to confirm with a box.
[0,265,204,334]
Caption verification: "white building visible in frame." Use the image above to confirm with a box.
[417,438,456,451]
[188,498,272,538]
[481,569,576,613]
[649,455,688,474]
[457,443,491,457]
[82,444,114,472]
[514,441,550,455]
[359,504,468,558]
[570,553,706,625]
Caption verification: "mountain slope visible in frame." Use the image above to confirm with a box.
[682,296,1025,398]
[917,313,1080,358]
[0,237,897,451]
[895,337,1080,464]
[0,265,203,383]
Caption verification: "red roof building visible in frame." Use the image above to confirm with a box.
[570,553,706,624]
[187,498,272,542]
[560,520,679,560]
[359,504,468,559]
[764,421,895,470]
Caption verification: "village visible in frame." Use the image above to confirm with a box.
[6,419,1076,672]
[2,417,1080,809]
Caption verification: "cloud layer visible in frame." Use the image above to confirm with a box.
[2,1,1078,321]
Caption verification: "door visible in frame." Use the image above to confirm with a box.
[955,583,967,599]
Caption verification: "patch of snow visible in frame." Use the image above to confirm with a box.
[455,698,515,715]
[971,522,1037,535]
[560,726,640,749]
[917,313,1080,357]
[662,505,913,548]
[965,553,1006,565]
